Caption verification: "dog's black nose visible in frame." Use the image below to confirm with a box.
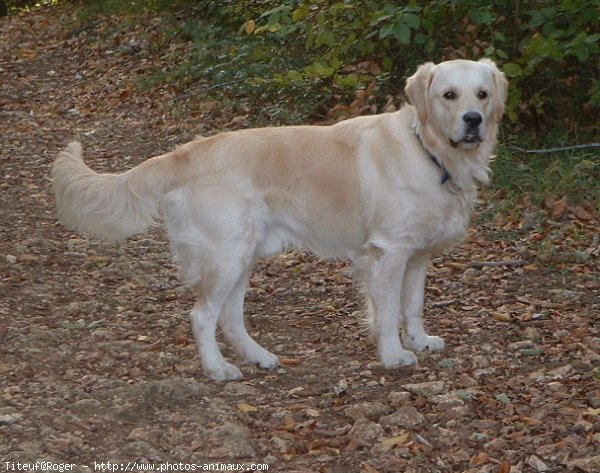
[463,111,482,128]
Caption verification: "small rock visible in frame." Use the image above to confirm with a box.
[89,329,113,340]
[223,382,260,397]
[18,253,39,262]
[5,255,17,264]
[473,368,496,379]
[388,391,412,404]
[380,404,424,429]
[430,392,465,408]
[444,405,470,419]
[449,449,471,463]
[484,437,507,452]
[457,373,478,388]
[0,413,23,425]
[527,454,548,472]
[530,364,574,383]
[123,440,161,460]
[348,417,384,443]
[508,340,535,351]
[70,399,104,416]
[344,402,391,421]
[472,355,490,368]
[118,377,209,407]
[271,436,289,453]
[127,427,160,443]
[462,268,478,281]
[567,455,600,472]
[547,364,574,380]
[112,405,141,423]
[587,390,600,408]
[333,378,348,396]
[402,380,445,397]
[210,422,256,458]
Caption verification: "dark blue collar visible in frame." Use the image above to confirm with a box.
[415,133,451,185]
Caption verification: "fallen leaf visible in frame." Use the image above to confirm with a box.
[237,403,258,413]
[493,312,513,322]
[377,433,410,451]
[280,416,296,431]
[551,195,568,219]
[584,407,600,417]
[470,451,489,465]
[497,460,512,473]
[361,463,380,473]
[280,357,302,366]
[244,20,256,34]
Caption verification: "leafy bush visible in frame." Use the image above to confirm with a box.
[237,0,599,132]
[1,0,58,15]
[76,0,599,135]
[71,0,599,209]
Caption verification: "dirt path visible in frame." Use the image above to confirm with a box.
[1,6,599,473]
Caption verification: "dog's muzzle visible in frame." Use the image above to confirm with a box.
[450,111,483,149]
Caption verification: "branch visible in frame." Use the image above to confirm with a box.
[507,143,600,154]
[468,259,527,268]
[174,79,249,102]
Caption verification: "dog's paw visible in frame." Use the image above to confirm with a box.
[379,348,418,368]
[245,348,279,370]
[205,362,244,382]
[403,333,445,352]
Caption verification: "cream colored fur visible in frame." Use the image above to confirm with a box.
[52,59,507,381]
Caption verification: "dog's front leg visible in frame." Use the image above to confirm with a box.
[363,244,418,367]
[400,253,445,352]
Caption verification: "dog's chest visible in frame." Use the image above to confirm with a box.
[419,187,474,253]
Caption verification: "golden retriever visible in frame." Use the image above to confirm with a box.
[52,59,507,381]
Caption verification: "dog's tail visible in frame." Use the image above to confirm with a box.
[52,141,185,243]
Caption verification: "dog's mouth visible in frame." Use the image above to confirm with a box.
[450,134,482,150]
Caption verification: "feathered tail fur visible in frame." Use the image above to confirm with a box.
[52,141,183,243]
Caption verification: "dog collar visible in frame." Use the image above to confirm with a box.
[415,133,451,186]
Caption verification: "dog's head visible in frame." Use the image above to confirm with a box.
[405,59,508,151]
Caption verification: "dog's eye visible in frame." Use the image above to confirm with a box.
[443,91,457,100]
[478,90,488,99]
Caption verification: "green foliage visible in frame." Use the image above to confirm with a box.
[242,0,599,130]
[78,0,189,19]
[1,0,58,15]
[213,1,599,132]
[73,0,600,210]
[77,0,599,134]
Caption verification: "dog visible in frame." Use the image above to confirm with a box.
[52,59,507,381]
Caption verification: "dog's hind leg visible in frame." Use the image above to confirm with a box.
[189,266,246,381]
[182,243,258,381]
[219,271,279,370]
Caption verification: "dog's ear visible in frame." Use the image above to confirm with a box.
[405,62,435,124]
[479,58,508,122]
